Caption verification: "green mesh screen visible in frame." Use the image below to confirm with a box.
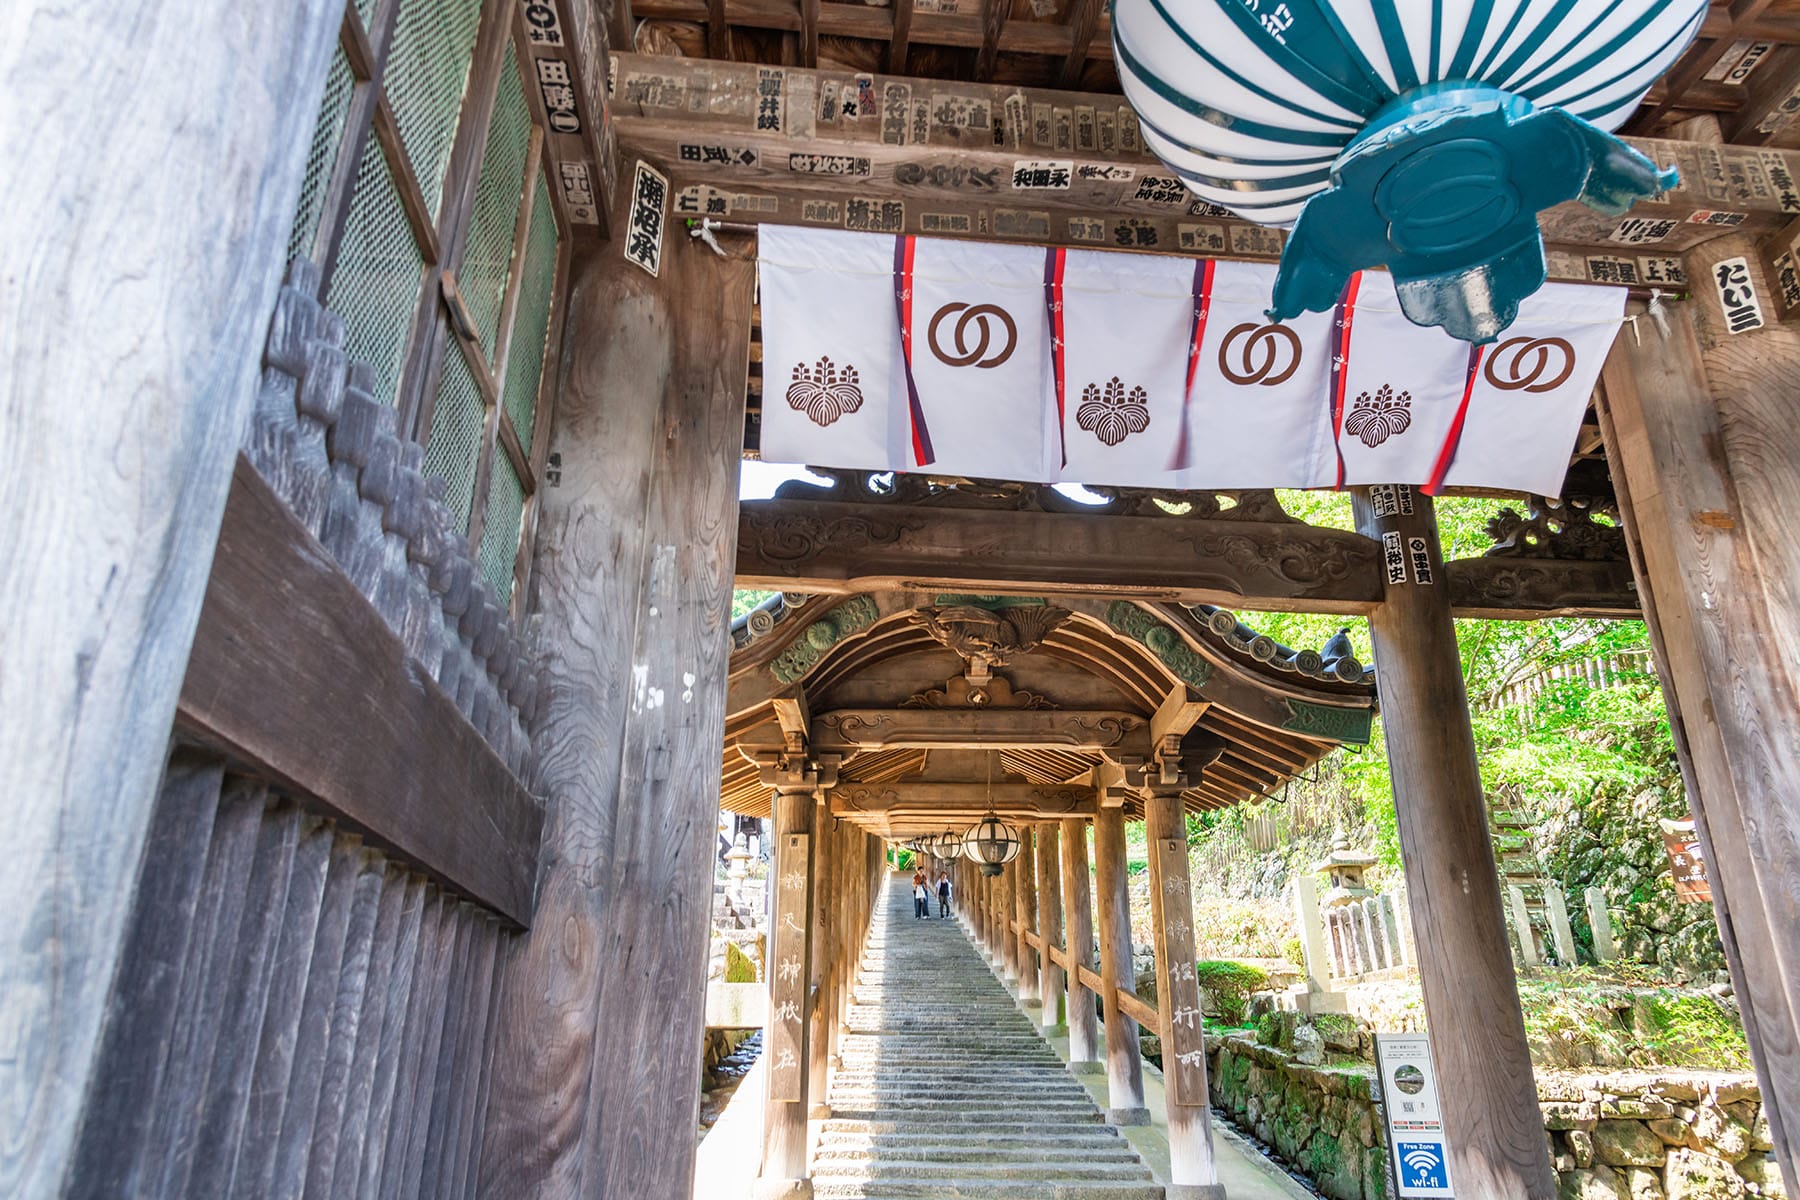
[286,48,356,265]
[384,0,483,219]
[501,174,559,448]
[480,452,528,603]
[425,339,487,528]
[328,137,427,405]
[461,46,532,356]
[355,0,380,29]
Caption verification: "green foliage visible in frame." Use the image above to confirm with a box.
[723,941,757,983]
[893,847,915,870]
[1517,971,1751,1070]
[1281,935,1305,967]
[731,589,776,620]
[1254,1010,1284,1048]
[1195,959,1270,1024]
[1193,897,1293,958]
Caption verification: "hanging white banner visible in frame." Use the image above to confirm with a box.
[758,227,1624,494]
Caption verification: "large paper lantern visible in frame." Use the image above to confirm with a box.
[1114,0,1706,342]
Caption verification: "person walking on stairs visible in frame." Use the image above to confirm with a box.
[912,866,930,919]
[936,870,952,918]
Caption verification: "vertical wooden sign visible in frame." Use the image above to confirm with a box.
[1156,835,1209,1106]
[768,832,811,1101]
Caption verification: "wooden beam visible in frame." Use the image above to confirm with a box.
[810,707,1152,756]
[801,0,820,67]
[738,498,1386,614]
[613,55,1800,271]
[1444,556,1639,619]
[1058,0,1105,88]
[889,0,915,74]
[974,0,1006,82]
[830,782,1096,816]
[1354,490,1557,1200]
[0,5,342,1193]
[1632,0,1777,134]
[1722,43,1800,145]
[177,459,542,925]
[633,0,1105,59]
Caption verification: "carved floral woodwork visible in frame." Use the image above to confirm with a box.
[1484,494,1629,561]
[902,672,1056,710]
[907,602,1071,667]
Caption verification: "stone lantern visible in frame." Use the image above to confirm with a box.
[1313,831,1377,910]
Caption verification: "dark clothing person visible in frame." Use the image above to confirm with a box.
[936,875,951,918]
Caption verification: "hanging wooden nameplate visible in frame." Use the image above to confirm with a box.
[767,832,811,1101]
[1156,835,1209,1106]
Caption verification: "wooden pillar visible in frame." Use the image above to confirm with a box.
[1015,827,1040,1006]
[761,786,816,1196]
[1146,791,1222,1200]
[999,861,1022,984]
[1060,818,1101,1069]
[478,205,755,1198]
[1355,490,1556,1200]
[1094,802,1148,1124]
[1036,822,1067,1034]
[1599,277,1800,1192]
[807,793,835,1120]
[0,5,341,1193]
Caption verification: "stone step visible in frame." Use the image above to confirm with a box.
[813,1161,1157,1183]
[812,1183,1165,1199]
[814,1142,1141,1164]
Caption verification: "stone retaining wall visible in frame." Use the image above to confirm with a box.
[1205,1036,1786,1200]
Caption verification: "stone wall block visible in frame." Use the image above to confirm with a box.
[1562,1164,1632,1200]
[1627,1166,1669,1200]
[1596,1120,1670,1167]
[1665,1148,1748,1200]
[1693,1103,1754,1162]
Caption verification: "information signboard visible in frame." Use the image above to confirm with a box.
[1375,1032,1454,1199]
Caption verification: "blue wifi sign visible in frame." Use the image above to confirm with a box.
[1398,1143,1449,1190]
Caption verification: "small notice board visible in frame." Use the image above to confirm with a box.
[1374,1033,1454,1199]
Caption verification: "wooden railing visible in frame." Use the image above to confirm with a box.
[1023,921,1164,1037]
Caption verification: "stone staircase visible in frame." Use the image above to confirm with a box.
[812,875,1163,1199]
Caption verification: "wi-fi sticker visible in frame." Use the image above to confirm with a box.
[1397,1142,1448,1189]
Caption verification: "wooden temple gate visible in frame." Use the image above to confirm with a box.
[5,3,1800,1200]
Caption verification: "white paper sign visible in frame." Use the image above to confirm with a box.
[1375,1033,1454,1200]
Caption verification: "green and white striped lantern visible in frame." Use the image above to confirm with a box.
[1113,1,1708,341]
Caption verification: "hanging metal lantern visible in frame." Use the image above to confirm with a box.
[931,829,964,862]
[962,813,1022,877]
[1112,0,1706,342]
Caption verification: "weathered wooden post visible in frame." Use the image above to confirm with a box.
[1094,801,1149,1125]
[1355,488,1557,1200]
[808,791,836,1120]
[1146,789,1223,1200]
[1016,826,1040,1008]
[1036,822,1067,1034]
[478,206,755,1198]
[0,5,340,1194]
[761,768,820,1198]
[1000,859,1023,986]
[1060,818,1102,1070]
[1599,266,1800,1192]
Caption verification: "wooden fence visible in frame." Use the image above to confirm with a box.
[66,259,543,1199]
